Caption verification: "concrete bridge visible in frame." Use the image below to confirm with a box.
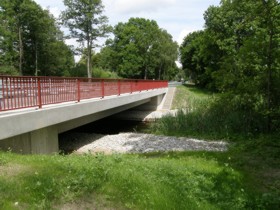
[0,76,167,154]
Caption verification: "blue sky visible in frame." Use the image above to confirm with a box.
[34,0,220,46]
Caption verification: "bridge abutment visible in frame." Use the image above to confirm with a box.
[0,126,58,154]
[134,95,165,111]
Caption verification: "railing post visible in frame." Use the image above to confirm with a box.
[130,80,133,94]
[101,79,105,98]
[77,79,80,102]
[118,79,121,96]
[37,77,42,109]
[0,77,2,110]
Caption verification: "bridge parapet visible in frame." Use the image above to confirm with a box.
[0,76,167,111]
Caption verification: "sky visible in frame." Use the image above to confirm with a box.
[33,0,221,46]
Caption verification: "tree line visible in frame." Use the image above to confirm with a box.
[180,0,280,132]
[0,0,179,80]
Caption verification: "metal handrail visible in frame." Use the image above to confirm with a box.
[0,76,168,111]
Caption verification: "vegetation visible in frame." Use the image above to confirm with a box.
[150,84,280,209]
[1,149,277,210]
[0,0,75,76]
[61,0,111,78]
[153,85,268,139]
[0,1,178,79]
[69,50,120,78]
[100,18,179,80]
[0,85,279,209]
[0,0,279,208]
[179,0,280,133]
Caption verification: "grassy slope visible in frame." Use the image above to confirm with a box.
[152,85,280,208]
[0,152,258,210]
[0,85,279,209]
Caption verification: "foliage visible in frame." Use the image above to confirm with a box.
[69,50,120,78]
[61,0,111,78]
[102,18,179,80]
[179,0,280,132]
[0,0,75,76]
[69,64,119,79]
[92,68,119,79]
[179,31,220,89]
[0,66,19,76]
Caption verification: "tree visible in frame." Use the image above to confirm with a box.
[0,0,75,76]
[180,0,280,131]
[155,29,179,80]
[61,0,111,78]
[105,18,178,79]
[180,31,205,84]
[0,0,25,75]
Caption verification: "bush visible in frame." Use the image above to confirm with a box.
[0,66,19,76]
[151,85,271,139]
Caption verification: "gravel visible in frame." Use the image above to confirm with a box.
[60,132,228,154]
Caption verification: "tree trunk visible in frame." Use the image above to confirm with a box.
[35,42,38,76]
[263,0,277,132]
[87,38,92,78]
[266,29,273,131]
[144,66,147,80]
[158,62,163,80]
[18,26,23,76]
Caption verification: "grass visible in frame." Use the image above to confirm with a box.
[172,84,213,110]
[0,84,279,209]
[153,85,267,139]
[0,151,266,210]
[149,84,280,209]
[153,85,221,139]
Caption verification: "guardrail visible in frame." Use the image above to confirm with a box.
[0,76,168,111]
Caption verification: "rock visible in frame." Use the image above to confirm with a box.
[60,132,228,155]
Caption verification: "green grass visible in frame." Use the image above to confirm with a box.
[149,84,280,209]
[172,84,213,110]
[0,151,268,210]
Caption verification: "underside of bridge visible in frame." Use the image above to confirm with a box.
[0,89,166,154]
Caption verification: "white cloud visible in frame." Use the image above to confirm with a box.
[111,0,176,14]
[65,38,78,47]
[177,29,189,45]
[33,0,221,51]
[48,7,61,18]
[177,28,201,45]
[34,0,64,8]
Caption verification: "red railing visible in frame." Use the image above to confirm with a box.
[0,76,168,111]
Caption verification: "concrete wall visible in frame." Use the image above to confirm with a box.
[0,126,58,154]
[0,88,167,154]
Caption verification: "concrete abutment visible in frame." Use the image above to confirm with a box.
[0,126,58,154]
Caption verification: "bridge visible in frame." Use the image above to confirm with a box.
[0,76,168,154]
